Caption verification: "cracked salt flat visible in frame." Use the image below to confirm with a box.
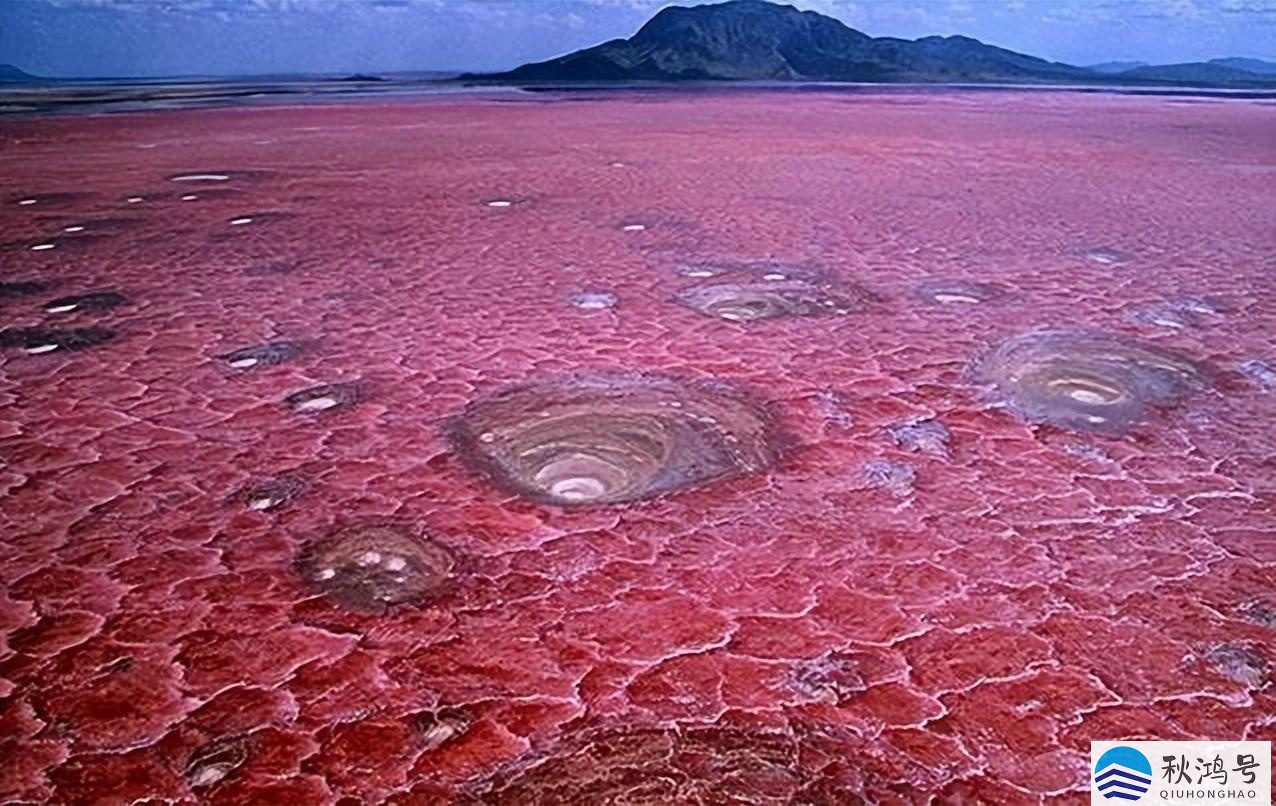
[1,89,1273,805]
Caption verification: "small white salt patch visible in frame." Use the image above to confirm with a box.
[172,174,229,182]
[478,432,496,443]
[181,194,198,201]
[1084,414,1107,423]
[229,357,258,369]
[384,556,407,571]
[486,200,512,208]
[46,303,78,313]
[127,197,144,203]
[18,199,37,206]
[621,224,646,232]
[552,477,606,500]
[685,269,714,278]
[31,243,56,251]
[26,344,59,354]
[763,273,787,281]
[295,396,338,412]
[933,293,981,304]
[1152,317,1185,329]
[63,225,85,233]
[229,217,254,226]
[247,497,278,511]
[316,567,336,580]
[1068,389,1110,405]
[609,161,626,168]
[357,551,382,567]
[718,312,744,321]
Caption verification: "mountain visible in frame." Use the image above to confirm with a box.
[470,0,1089,84]
[1114,61,1273,84]
[0,64,44,83]
[1208,57,1276,76]
[1087,61,1149,74]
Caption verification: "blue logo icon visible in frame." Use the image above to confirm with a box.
[1094,746,1153,801]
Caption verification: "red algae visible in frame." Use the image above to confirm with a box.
[2,90,1275,804]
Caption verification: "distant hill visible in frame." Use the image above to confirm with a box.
[0,64,44,83]
[1209,57,1276,76]
[469,0,1089,84]
[1114,61,1274,84]
[1087,61,1148,74]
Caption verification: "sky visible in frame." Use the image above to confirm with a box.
[1,0,1274,79]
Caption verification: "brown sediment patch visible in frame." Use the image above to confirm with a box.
[0,280,49,299]
[449,373,787,506]
[971,328,1210,434]
[295,523,455,613]
[219,341,304,370]
[915,279,1005,305]
[283,382,361,414]
[43,291,127,314]
[462,725,842,805]
[0,326,116,354]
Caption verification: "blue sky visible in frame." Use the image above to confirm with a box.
[1,0,1273,78]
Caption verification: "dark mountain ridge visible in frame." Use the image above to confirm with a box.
[468,0,1276,89]
[0,64,45,83]
[473,0,1087,84]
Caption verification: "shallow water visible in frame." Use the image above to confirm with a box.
[1,89,1274,803]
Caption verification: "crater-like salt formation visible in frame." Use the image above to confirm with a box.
[295,523,455,612]
[863,459,917,498]
[42,291,127,314]
[1204,643,1270,689]
[466,726,836,804]
[568,291,618,310]
[0,327,116,354]
[449,373,786,506]
[233,474,305,512]
[915,279,1004,305]
[676,276,875,322]
[971,328,1209,434]
[887,418,951,457]
[1238,359,1276,390]
[184,735,250,789]
[412,708,472,750]
[220,341,303,370]
[1082,246,1134,265]
[283,382,361,414]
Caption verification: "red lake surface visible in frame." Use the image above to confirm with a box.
[1,89,1274,804]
